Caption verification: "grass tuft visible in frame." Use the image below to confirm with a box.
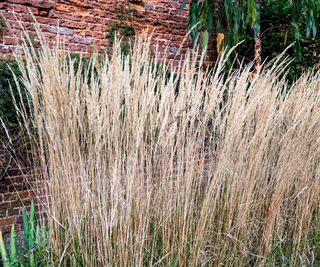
[9,26,320,266]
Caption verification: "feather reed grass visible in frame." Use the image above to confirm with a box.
[9,27,320,266]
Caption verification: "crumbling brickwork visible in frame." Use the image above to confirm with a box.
[0,0,192,65]
[0,166,39,234]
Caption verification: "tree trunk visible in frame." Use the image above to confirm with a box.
[254,32,262,73]
[254,0,261,74]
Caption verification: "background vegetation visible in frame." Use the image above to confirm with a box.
[182,0,320,78]
[0,60,22,128]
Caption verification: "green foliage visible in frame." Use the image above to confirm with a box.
[260,0,320,81]
[0,201,50,266]
[0,18,6,31]
[107,2,136,55]
[184,0,261,54]
[182,0,320,75]
[0,59,28,130]
[114,1,132,21]
[266,236,292,266]
[308,227,320,261]
[108,23,135,55]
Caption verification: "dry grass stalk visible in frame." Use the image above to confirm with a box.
[10,27,320,266]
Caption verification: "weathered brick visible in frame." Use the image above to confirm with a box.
[38,9,49,16]
[36,16,58,25]
[92,31,106,39]
[1,175,26,186]
[90,9,107,17]
[0,217,14,227]
[0,3,8,9]
[19,190,37,200]
[7,0,56,9]
[8,208,20,216]
[61,20,87,29]
[93,39,108,47]
[49,26,74,35]
[7,4,39,14]
[89,24,107,32]
[71,35,92,45]
[7,183,30,192]
[6,168,27,177]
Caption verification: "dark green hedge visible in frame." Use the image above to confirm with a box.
[0,59,24,129]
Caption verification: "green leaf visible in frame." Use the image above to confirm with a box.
[36,224,43,265]
[188,0,198,42]
[201,30,209,49]
[206,3,214,37]
[22,209,29,249]
[306,12,311,37]
[253,1,260,36]
[10,225,18,266]
[246,0,258,29]
[36,224,40,246]
[179,0,188,11]
[29,201,36,266]
[0,231,9,267]
[293,22,302,41]
[201,30,209,58]
[30,252,35,267]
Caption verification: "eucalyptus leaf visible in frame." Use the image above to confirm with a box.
[186,0,320,65]
[179,0,188,11]
[201,30,209,57]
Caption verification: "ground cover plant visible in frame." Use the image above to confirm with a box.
[5,27,320,266]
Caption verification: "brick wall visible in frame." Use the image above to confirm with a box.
[0,166,37,234]
[0,0,193,65]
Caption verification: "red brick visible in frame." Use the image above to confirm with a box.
[89,24,107,32]
[7,4,39,14]
[19,190,37,200]
[8,208,20,216]
[36,16,58,25]
[56,3,74,13]
[93,39,108,47]
[7,0,56,9]
[4,175,27,185]
[0,3,8,9]
[6,168,27,176]
[90,9,107,17]
[0,217,14,227]
[38,9,49,16]
[60,20,87,29]
[92,31,106,39]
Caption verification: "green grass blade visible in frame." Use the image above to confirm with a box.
[22,209,29,249]
[0,231,9,267]
[29,201,36,267]
[10,225,18,266]
[35,224,41,264]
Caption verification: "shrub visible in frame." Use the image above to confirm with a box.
[0,59,23,128]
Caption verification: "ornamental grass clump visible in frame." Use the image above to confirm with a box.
[11,26,320,266]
